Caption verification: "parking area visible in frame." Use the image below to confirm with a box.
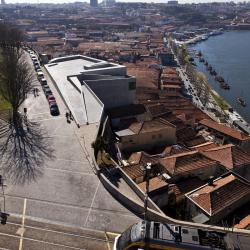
[0,51,138,247]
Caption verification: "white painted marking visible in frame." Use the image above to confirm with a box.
[84,181,100,226]
[18,198,27,250]
[45,167,94,176]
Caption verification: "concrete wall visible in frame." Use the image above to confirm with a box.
[119,127,176,152]
[118,166,165,214]
[86,77,136,109]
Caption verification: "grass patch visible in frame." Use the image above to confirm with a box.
[211,91,230,111]
[0,50,11,110]
[0,95,11,110]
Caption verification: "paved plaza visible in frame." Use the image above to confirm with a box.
[0,56,138,249]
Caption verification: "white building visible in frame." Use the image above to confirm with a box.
[45,55,136,126]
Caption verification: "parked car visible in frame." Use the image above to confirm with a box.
[37,72,44,80]
[34,63,40,70]
[47,95,56,103]
[40,78,47,86]
[42,85,50,91]
[49,103,60,116]
[44,88,53,98]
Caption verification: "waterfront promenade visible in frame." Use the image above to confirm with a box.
[190,30,250,123]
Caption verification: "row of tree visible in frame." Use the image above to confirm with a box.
[0,23,34,126]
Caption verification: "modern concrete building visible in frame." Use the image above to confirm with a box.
[45,55,136,126]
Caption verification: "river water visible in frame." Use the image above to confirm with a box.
[189,30,250,123]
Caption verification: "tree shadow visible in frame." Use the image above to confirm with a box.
[0,116,55,185]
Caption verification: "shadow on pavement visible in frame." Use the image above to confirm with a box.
[0,116,55,184]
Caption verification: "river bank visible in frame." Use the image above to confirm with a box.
[189,30,250,123]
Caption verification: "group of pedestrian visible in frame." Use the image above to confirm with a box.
[65,111,73,123]
[33,88,39,97]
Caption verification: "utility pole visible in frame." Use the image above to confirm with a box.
[143,163,152,248]
[0,175,9,225]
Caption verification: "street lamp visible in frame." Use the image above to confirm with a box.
[143,162,152,248]
[0,175,9,225]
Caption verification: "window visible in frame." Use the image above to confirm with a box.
[128,81,136,90]
[158,134,162,138]
[152,135,156,140]
[192,236,199,242]
[182,229,189,234]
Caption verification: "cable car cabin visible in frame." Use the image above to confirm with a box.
[113,221,226,250]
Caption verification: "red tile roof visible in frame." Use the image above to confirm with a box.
[169,178,205,198]
[187,174,250,216]
[199,119,250,141]
[146,103,171,118]
[138,176,168,193]
[119,118,176,135]
[234,215,250,229]
[191,142,218,152]
[202,144,250,169]
[159,151,218,176]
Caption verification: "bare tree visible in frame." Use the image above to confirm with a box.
[0,24,54,184]
[0,24,34,127]
[0,50,34,126]
[0,23,23,49]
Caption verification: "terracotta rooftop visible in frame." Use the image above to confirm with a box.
[191,142,218,152]
[186,174,250,216]
[169,177,205,198]
[117,118,176,135]
[138,176,168,193]
[234,215,250,229]
[126,66,158,89]
[123,151,164,181]
[146,103,171,118]
[202,144,250,170]
[162,145,190,156]
[122,164,144,181]
[159,151,218,176]
[199,119,250,141]
[184,136,207,147]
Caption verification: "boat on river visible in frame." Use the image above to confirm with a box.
[210,69,217,75]
[237,97,247,107]
[220,82,230,90]
[215,75,225,83]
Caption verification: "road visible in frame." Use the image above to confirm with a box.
[0,216,117,250]
[0,52,138,249]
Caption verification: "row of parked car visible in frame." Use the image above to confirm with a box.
[27,49,60,116]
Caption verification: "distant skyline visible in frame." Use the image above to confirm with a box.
[1,0,249,4]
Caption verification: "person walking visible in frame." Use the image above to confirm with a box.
[65,112,70,123]
[69,111,73,120]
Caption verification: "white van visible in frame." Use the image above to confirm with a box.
[37,71,44,80]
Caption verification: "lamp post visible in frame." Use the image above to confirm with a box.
[143,162,152,248]
[0,175,9,225]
